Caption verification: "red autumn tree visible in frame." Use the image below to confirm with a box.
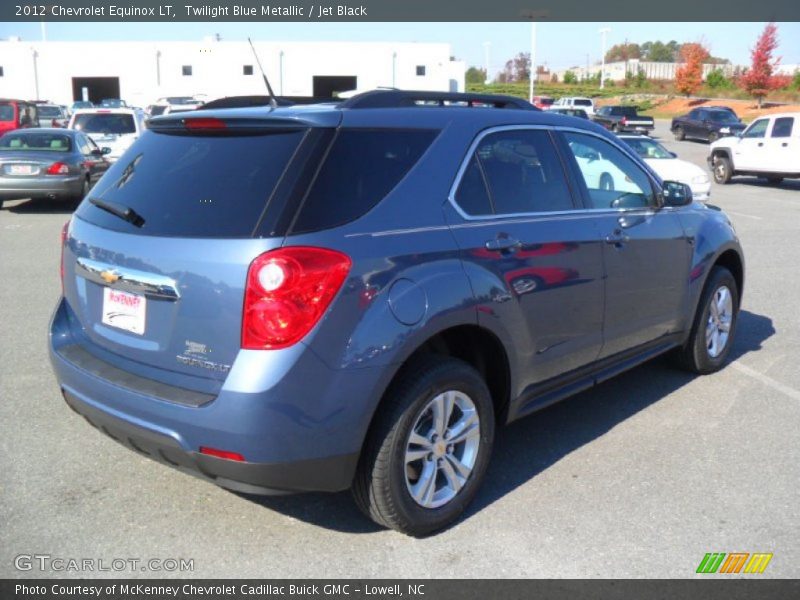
[674,43,710,97]
[739,22,792,108]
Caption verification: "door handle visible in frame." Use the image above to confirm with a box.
[782,142,788,147]
[757,142,764,147]
[485,237,522,253]
[604,229,630,247]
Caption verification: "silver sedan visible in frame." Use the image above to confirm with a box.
[0,128,111,209]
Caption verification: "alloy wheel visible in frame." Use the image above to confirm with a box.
[706,285,733,358]
[404,390,480,509]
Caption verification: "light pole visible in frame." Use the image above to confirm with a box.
[529,23,536,102]
[599,27,611,89]
[279,50,284,95]
[482,42,491,84]
[392,51,397,88]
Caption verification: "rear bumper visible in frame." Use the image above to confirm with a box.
[0,175,82,200]
[49,297,388,494]
[61,388,358,495]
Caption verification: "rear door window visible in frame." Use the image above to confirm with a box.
[290,129,437,233]
[771,117,794,138]
[453,129,575,216]
[75,129,306,237]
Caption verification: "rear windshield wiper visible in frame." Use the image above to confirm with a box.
[89,197,145,228]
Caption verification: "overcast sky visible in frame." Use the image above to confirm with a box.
[3,21,799,75]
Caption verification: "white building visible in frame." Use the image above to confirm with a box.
[555,59,745,83]
[0,38,465,106]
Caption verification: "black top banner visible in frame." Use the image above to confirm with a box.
[4,0,800,22]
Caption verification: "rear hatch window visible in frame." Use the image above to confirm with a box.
[574,99,592,107]
[73,113,136,135]
[75,128,305,237]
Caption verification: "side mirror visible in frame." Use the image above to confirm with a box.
[669,151,678,158]
[101,147,112,155]
[90,148,103,156]
[662,180,693,207]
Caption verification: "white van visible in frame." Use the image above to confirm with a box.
[552,97,596,116]
[68,108,146,163]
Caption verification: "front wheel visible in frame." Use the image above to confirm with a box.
[707,131,719,143]
[675,266,739,374]
[353,356,495,536]
[712,156,733,184]
[674,126,685,141]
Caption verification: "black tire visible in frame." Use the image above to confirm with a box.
[611,123,620,133]
[674,126,685,141]
[352,356,495,536]
[0,199,4,210]
[712,156,733,184]
[599,173,615,191]
[766,176,784,185]
[675,266,739,374]
[707,131,719,143]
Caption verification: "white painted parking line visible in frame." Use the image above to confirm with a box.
[732,361,800,402]
[725,211,764,221]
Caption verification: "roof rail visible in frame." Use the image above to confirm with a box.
[340,89,537,111]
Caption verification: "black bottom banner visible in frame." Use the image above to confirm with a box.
[2,579,799,600]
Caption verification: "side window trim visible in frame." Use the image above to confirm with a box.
[448,125,580,221]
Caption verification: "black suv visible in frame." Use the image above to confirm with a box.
[672,107,746,143]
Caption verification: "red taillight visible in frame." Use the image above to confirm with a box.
[242,247,351,350]
[60,221,69,292]
[621,117,628,126]
[199,447,245,462]
[46,162,69,175]
[184,117,226,130]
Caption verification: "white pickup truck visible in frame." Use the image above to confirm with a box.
[708,112,799,185]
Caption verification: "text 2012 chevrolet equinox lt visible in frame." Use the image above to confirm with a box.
[50,90,744,536]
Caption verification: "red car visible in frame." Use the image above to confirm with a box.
[531,95,555,110]
[0,99,40,136]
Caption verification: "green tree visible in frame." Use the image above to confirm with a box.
[705,68,732,89]
[635,67,648,88]
[563,70,577,84]
[605,42,641,63]
[641,40,680,62]
[465,66,487,85]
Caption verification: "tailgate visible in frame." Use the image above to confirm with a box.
[63,218,280,382]
[62,118,317,383]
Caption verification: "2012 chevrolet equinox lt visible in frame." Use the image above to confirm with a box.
[50,90,744,535]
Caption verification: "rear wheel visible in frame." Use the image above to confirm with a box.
[674,126,685,141]
[707,131,719,143]
[72,177,90,207]
[353,356,495,536]
[675,266,739,374]
[712,156,733,184]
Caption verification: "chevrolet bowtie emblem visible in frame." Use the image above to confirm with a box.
[100,270,120,284]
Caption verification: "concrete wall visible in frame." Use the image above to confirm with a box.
[0,39,465,106]
[555,59,746,83]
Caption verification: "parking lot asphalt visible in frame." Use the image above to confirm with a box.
[1,120,798,579]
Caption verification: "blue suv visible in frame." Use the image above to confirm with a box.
[50,90,744,535]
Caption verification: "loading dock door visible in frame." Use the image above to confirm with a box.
[312,76,358,99]
[71,77,121,104]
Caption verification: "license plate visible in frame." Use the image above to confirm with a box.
[7,164,36,175]
[102,288,146,335]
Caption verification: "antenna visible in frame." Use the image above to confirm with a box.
[247,37,278,109]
